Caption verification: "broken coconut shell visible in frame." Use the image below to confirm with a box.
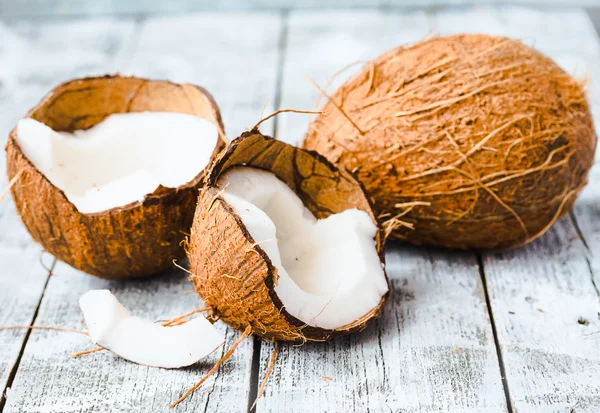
[6,75,225,279]
[303,34,597,249]
[187,131,389,342]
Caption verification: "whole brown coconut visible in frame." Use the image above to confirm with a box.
[6,75,225,279]
[187,131,389,342]
[304,34,597,249]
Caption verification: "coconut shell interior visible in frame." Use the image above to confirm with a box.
[304,34,597,250]
[188,131,388,342]
[6,75,225,279]
[28,75,224,134]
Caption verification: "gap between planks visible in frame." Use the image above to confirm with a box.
[0,258,55,413]
[477,254,514,413]
[570,211,600,299]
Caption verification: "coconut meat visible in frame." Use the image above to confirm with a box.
[219,167,388,330]
[79,290,224,368]
[16,112,218,213]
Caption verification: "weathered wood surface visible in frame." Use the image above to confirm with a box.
[256,9,508,413]
[3,0,600,18]
[1,5,600,413]
[257,246,508,413]
[432,6,600,412]
[0,193,50,408]
[1,12,282,413]
[0,18,136,408]
[119,12,281,139]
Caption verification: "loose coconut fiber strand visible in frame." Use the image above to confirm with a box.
[0,169,23,205]
[305,34,596,249]
[252,342,280,409]
[170,325,253,408]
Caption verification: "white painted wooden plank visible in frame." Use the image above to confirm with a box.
[0,199,50,406]
[257,245,507,413]
[3,12,283,412]
[120,12,281,140]
[432,6,600,412]
[575,165,600,285]
[482,219,600,412]
[3,0,600,18]
[0,17,136,406]
[256,9,507,413]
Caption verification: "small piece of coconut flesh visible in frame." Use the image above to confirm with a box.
[79,290,224,368]
[220,167,388,330]
[16,113,218,213]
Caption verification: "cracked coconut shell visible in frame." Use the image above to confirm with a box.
[187,131,389,342]
[303,34,597,249]
[6,75,225,279]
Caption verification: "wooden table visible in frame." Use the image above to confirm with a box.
[1,5,599,413]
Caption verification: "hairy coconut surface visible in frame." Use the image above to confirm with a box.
[6,75,225,279]
[304,34,597,249]
[187,131,389,342]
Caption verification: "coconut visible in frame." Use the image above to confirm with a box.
[5,75,225,279]
[187,131,389,342]
[79,290,224,368]
[303,34,597,249]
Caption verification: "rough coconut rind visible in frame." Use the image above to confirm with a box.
[187,131,389,342]
[303,34,597,249]
[6,75,225,279]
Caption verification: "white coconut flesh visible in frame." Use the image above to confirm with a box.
[16,112,219,214]
[79,290,224,368]
[218,167,388,330]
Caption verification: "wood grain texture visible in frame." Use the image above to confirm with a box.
[481,217,600,412]
[432,6,600,412]
[255,9,507,412]
[256,244,507,412]
[574,165,600,287]
[0,17,136,406]
[0,190,50,406]
[3,0,600,17]
[120,12,281,140]
[2,12,283,413]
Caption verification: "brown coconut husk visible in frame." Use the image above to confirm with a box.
[187,130,389,342]
[5,75,225,279]
[303,34,597,249]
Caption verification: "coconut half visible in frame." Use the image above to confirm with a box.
[6,75,225,279]
[79,290,224,368]
[187,131,389,342]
